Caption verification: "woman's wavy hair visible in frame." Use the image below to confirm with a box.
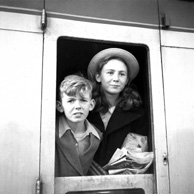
[91,56,142,114]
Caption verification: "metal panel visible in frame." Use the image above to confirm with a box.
[0,0,43,10]
[160,30,194,48]
[162,47,194,194]
[0,11,43,33]
[45,0,159,29]
[55,175,153,194]
[40,31,56,194]
[0,30,43,193]
[0,0,44,33]
[158,0,194,31]
[40,9,169,192]
[158,0,194,48]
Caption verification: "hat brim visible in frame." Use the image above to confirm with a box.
[87,48,139,82]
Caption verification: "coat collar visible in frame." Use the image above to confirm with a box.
[58,116,100,140]
[106,108,144,135]
[88,108,144,135]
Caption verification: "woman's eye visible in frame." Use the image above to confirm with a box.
[120,73,127,76]
[107,71,113,75]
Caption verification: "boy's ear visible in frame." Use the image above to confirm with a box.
[56,101,64,113]
[89,99,96,111]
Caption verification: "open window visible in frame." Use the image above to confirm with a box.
[57,37,152,149]
[55,37,153,193]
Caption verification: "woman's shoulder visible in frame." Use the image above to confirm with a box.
[110,107,146,125]
[88,110,100,120]
[116,106,145,115]
[86,119,103,140]
[87,111,105,132]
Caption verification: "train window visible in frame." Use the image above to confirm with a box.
[56,37,153,177]
[66,188,145,194]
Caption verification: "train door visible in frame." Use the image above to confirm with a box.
[158,1,194,193]
[0,2,44,194]
[41,1,169,194]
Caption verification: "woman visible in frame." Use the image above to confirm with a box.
[87,48,148,167]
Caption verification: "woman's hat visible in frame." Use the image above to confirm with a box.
[87,48,139,82]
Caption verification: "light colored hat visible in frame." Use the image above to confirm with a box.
[87,48,139,81]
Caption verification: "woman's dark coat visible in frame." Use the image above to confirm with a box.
[88,107,148,167]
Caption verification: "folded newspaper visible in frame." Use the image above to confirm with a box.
[103,147,154,175]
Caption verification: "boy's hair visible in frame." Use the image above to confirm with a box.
[59,75,93,101]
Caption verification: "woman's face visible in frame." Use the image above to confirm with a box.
[96,58,128,95]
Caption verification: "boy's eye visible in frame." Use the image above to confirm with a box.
[68,99,75,103]
[81,99,87,102]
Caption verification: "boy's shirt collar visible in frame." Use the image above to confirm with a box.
[59,116,100,140]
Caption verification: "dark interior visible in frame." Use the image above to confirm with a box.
[57,37,150,105]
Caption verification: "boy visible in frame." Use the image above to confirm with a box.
[55,75,102,177]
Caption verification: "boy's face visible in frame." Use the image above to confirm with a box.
[57,91,95,124]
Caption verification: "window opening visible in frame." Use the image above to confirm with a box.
[56,37,153,177]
